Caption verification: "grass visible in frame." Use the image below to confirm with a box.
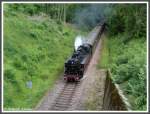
[3,8,85,110]
[97,35,109,69]
[84,76,104,111]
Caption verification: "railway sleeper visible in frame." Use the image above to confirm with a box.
[55,102,71,106]
[57,98,72,102]
[64,88,75,90]
[56,97,72,101]
[59,94,73,97]
[52,107,67,111]
[62,92,74,95]
[53,104,69,108]
[51,106,67,110]
[64,88,76,91]
[56,99,72,103]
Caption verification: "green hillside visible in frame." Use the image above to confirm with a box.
[4,7,79,109]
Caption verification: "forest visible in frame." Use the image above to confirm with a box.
[3,3,147,111]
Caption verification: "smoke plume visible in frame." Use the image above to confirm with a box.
[74,35,85,50]
[73,4,112,30]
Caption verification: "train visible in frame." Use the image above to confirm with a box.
[64,22,106,82]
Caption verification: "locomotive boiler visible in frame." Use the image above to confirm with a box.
[64,22,105,81]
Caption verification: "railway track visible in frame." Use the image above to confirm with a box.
[50,82,80,111]
[35,24,106,111]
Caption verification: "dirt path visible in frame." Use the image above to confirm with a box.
[34,34,106,111]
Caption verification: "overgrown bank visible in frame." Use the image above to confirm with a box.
[4,6,81,109]
[98,4,147,110]
[99,35,146,110]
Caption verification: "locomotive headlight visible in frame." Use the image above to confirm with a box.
[75,77,79,81]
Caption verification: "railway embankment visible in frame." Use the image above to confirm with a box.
[84,69,131,111]
[102,70,131,110]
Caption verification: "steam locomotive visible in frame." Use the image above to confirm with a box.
[64,23,105,81]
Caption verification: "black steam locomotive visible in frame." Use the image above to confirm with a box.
[64,23,105,81]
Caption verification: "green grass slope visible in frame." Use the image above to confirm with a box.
[4,10,79,110]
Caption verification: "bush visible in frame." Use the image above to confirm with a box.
[108,37,146,110]
[107,4,146,39]
[100,33,146,110]
[4,67,16,83]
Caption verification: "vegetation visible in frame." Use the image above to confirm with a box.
[3,3,147,111]
[99,4,147,110]
[5,4,88,24]
[98,36,109,69]
[4,4,82,109]
[5,4,67,22]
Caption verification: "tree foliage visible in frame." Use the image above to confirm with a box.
[105,4,147,110]
[5,4,67,23]
[107,4,146,40]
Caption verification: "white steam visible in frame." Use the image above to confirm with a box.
[74,35,84,51]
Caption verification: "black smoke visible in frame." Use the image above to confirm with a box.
[73,4,113,30]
